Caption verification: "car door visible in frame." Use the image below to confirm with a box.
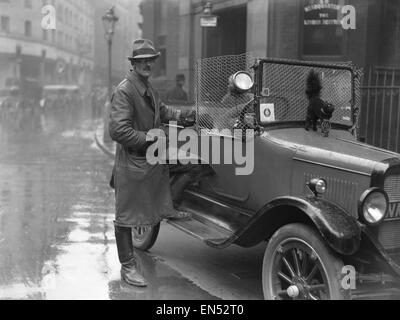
[197,127,255,206]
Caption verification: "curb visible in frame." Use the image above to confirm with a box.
[94,125,115,159]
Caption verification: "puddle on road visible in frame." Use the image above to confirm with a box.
[0,111,218,300]
[37,207,218,300]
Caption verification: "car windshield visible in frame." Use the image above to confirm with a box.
[260,60,354,127]
[194,54,356,132]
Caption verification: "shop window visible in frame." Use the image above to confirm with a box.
[302,0,345,56]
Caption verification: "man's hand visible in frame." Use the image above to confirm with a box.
[181,109,196,127]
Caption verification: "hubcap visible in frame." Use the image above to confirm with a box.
[270,239,330,300]
[132,226,150,242]
[287,285,300,298]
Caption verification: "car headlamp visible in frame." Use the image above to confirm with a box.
[307,178,327,196]
[358,188,388,226]
[230,71,254,93]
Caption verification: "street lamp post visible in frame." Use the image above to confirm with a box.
[102,6,119,143]
[200,2,217,58]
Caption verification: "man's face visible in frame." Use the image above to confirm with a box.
[134,58,157,78]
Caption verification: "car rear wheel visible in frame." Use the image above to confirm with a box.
[132,223,160,251]
[262,223,347,300]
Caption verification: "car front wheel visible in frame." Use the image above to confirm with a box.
[132,223,160,251]
[262,223,347,300]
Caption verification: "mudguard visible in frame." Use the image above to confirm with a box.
[235,196,361,255]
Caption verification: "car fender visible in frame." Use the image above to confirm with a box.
[235,196,361,255]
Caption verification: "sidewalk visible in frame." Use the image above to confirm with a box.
[94,123,116,159]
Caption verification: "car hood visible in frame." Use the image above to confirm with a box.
[263,128,400,176]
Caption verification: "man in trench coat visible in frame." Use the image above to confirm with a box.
[109,39,195,287]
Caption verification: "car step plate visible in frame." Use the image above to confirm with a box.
[167,213,233,244]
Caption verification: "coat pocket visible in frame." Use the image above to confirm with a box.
[122,153,160,180]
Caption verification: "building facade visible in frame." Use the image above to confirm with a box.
[0,0,95,91]
[140,0,400,100]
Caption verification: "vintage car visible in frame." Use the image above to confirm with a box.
[0,87,23,121]
[41,85,81,109]
[130,54,400,300]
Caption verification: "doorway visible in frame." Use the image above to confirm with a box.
[203,5,247,58]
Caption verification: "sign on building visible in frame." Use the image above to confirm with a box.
[303,0,345,56]
[200,15,218,27]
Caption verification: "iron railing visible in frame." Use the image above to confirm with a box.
[359,67,400,152]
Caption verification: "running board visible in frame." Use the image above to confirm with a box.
[167,210,233,248]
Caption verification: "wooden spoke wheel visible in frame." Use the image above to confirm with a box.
[263,223,347,300]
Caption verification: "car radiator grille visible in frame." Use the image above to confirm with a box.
[379,174,400,250]
[379,220,400,250]
[303,173,357,216]
[384,174,400,203]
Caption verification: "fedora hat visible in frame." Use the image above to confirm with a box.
[127,39,161,60]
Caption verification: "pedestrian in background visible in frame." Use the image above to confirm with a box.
[165,73,188,104]
[108,39,195,287]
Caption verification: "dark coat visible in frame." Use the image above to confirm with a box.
[165,86,188,103]
[109,69,179,227]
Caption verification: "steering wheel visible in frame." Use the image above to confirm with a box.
[237,99,256,130]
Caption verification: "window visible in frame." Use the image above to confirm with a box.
[1,16,10,33]
[25,20,32,37]
[302,0,345,56]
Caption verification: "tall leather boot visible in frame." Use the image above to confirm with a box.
[114,225,148,287]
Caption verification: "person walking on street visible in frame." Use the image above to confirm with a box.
[108,39,195,287]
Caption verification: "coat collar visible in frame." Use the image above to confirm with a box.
[125,69,150,97]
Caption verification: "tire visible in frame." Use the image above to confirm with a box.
[262,223,347,300]
[132,223,160,251]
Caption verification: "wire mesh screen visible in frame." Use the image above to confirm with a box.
[193,54,359,134]
[261,61,354,126]
[195,53,256,133]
